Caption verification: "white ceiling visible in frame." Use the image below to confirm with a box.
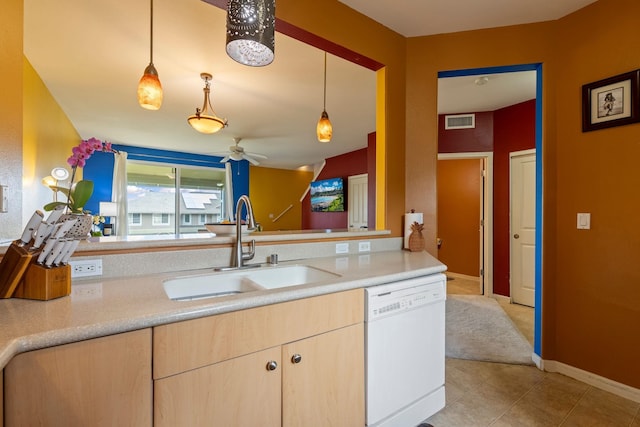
[338,0,597,37]
[24,0,595,170]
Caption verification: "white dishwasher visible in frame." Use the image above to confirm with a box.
[365,273,446,427]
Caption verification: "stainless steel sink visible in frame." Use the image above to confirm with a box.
[163,265,340,301]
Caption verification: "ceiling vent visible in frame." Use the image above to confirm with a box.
[445,114,475,130]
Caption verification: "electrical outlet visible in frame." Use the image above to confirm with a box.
[335,243,349,254]
[70,259,103,278]
[358,241,371,252]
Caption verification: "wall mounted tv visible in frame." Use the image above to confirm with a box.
[310,177,345,212]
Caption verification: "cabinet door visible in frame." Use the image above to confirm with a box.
[154,346,281,427]
[282,323,364,427]
[4,329,152,427]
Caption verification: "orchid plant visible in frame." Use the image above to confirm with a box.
[44,138,115,214]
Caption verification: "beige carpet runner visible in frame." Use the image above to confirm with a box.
[446,295,534,365]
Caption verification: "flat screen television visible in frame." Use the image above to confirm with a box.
[310,177,345,212]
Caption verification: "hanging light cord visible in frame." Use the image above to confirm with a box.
[323,51,327,110]
[149,0,154,65]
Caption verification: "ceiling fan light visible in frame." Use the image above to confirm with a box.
[317,110,332,143]
[188,72,228,134]
[226,0,275,67]
[138,63,163,110]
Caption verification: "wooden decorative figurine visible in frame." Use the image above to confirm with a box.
[408,221,425,252]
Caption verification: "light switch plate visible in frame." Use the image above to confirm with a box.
[577,213,591,229]
[0,185,7,212]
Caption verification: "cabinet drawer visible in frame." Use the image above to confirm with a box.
[153,289,363,379]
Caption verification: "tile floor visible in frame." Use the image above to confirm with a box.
[421,276,640,426]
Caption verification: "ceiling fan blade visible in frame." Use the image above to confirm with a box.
[244,155,260,165]
[246,151,268,159]
[220,155,230,163]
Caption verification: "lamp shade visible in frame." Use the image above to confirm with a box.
[317,110,332,143]
[226,0,275,67]
[187,115,227,134]
[138,63,163,110]
[99,202,118,217]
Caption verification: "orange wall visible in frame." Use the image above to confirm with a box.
[407,0,640,388]
[249,166,313,231]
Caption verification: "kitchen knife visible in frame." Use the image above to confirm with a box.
[37,219,77,264]
[51,240,75,266]
[19,210,44,246]
[31,222,54,250]
[44,204,66,225]
[59,239,81,265]
[44,239,68,267]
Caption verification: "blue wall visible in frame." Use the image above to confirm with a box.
[83,144,250,216]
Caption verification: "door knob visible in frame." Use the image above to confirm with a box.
[291,354,302,364]
[265,360,278,371]
[514,234,520,239]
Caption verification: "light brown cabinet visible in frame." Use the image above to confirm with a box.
[282,323,364,427]
[153,289,364,427]
[3,329,152,427]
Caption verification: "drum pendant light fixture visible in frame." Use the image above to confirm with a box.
[137,0,163,110]
[226,0,276,67]
[316,52,332,143]
[187,73,228,134]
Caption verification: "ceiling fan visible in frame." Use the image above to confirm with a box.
[216,137,267,165]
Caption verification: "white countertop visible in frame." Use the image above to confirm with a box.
[0,250,445,369]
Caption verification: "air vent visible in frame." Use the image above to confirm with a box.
[445,114,475,130]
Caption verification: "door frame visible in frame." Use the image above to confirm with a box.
[438,63,543,358]
[509,148,536,306]
[438,152,493,296]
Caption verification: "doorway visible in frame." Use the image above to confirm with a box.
[437,154,493,295]
[438,63,543,357]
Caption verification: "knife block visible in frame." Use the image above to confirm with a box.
[13,263,71,301]
[0,242,33,298]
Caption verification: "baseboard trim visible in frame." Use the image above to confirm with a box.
[445,272,479,282]
[539,358,640,403]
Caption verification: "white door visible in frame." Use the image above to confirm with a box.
[348,174,368,231]
[510,151,536,307]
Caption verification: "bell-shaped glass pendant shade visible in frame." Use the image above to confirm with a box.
[317,110,333,143]
[138,63,163,110]
[226,0,275,67]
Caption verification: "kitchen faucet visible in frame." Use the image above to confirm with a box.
[232,195,257,268]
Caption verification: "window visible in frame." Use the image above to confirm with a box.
[152,213,170,226]
[127,162,227,235]
[130,213,142,226]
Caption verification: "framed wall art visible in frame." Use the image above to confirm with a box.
[582,69,640,132]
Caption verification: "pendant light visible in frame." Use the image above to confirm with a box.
[137,0,163,110]
[187,73,228,134]
[316,52,333,143]
[226,0,276,67]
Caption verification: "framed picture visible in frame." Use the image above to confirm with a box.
[582,70,640,132]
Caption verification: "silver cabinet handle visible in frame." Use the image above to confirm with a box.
[291,354,302,364]
[514,234,520,239]
[266,360,278,371]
